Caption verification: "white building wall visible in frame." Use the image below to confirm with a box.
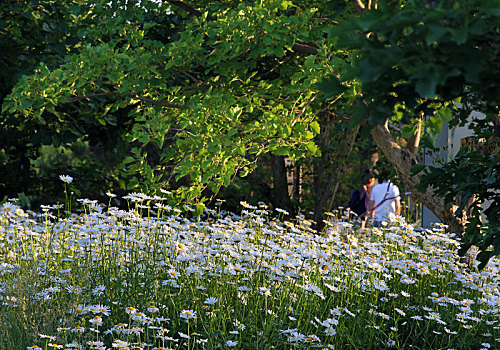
[421,109,488,228]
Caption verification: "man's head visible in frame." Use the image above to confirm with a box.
[373,164,393,183]
[372,157,397,183]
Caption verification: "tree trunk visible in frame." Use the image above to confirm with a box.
[314,112,360,231]
[293,163,301,201]
[271,155,293,213]
[370,123,464,234]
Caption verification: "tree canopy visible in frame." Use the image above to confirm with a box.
[2,0,359,213]
[323,0,500,267]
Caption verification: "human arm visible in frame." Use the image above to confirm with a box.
[395,198,401,216]
[369,189,376,218]
[367,197,375,218]
[391,184,401,216]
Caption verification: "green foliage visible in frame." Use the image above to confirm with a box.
[324,0,500,267]
[3,0,351,207]
[327,0,499,132]
[0,0,188,204]
[0,0,86,202]
[417,147,500,269]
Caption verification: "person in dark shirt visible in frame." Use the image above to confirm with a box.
[348,168,377,228]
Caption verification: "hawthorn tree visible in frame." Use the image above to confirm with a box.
[3,0,363,221]
[0,0,88,201]
[324,0,499,266]
[0,0,187,204]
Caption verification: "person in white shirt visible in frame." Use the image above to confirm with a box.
[369,177,401,224]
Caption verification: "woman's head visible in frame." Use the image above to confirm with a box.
[361,168,377,187]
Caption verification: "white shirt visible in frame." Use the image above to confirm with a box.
[370,181,400,221]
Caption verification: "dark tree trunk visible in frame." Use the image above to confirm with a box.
[313,112,360,232]
[293,164,301,201]
[271,155,293,213]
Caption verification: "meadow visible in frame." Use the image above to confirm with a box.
[0,191,499,349]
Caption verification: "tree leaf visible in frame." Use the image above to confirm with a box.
[401,125,415,138]
[310,121,320,134]
[426,24,447,44]
[437,107,452,122]
[305,141,320,156]
[317,75,345,100]
[351,103,368,125]
[410,164,426,176]
[415,73,436,98]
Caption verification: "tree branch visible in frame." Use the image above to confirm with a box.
[387,122,401,133]
[66,90,189,110]
[407,114,423,156]
[292,43,319,55]
[172,67,202,84]
[318,92,345,114]
[168,1,322,56]
[166,0,216,21]
[66,91,120,102]
[352,0,365,15]
[291,92,320,127]
[311,17,339,25]
[133,95,189,109]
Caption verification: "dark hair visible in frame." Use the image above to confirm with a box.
[373,160,394,183]
[361,168,375,185]
[376,168,393,183]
